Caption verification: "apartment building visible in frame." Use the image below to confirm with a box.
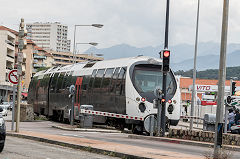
[0,26,17,101]
[32,46,54,76]
[49,50,104,66]
[26,22,71,52]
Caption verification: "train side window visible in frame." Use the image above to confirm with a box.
[56,72,65,93]
[50,73,59,93]
[72,76,77,86]
[116,67,126,95]
[88,69,97,90]
[102,68,114,89]
[31,77,38,93]
[82,75,90,90]
[41,74,49,89]
[110,67,120,93]
[65,72,72,88]
[121,67,127,96]
[93,69,105,88]
[61,72,68,89]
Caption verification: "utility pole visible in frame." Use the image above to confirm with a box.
[214,0,230,157]
[190,0,200,130]
[160,0,170,137]
[16,18,26,132]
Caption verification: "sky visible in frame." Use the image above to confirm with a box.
[0,0,240,52]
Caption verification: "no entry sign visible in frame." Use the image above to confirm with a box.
[8,70,18,85]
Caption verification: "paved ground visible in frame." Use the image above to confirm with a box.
[1,136,118,159]
[3,111,240,159]
[5,121,240,159]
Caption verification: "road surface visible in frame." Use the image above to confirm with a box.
[1,136,118,159]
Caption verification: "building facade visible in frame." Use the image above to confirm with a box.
[0,26,17,102]
[26,22,71,52]
[49,50,104,66]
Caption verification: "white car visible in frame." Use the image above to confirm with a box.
[1,102,11,110]
[0,106,8,116]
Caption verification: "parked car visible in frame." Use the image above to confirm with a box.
[1,102,11,110]
[0,106,8,116]
[0,107,6,152]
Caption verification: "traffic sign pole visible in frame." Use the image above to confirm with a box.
[8,70,18,131]
[16,18,26,133]
[11,85,16,131]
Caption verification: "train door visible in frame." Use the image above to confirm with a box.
[109,67,120,112]
[115,67,127,114]
[75,77,83,117]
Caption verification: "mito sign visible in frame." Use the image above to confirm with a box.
[196,85,216,91]
[189,85,231,92]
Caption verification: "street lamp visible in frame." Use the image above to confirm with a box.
[73,24,103,63]
[92,24,104,28]
[75,42,99,61]
[76,42,98,46]
[190,0,200,130]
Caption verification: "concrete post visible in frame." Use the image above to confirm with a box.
[16,18,25,133]
[214,0,230,156]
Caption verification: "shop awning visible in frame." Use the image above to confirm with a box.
[22,92,28,97]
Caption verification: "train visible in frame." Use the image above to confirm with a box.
[28,56,181,133]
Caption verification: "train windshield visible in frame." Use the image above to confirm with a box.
[133,65,176,97]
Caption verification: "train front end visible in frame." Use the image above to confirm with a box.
[125,57,181,133]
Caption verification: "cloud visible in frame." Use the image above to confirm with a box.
[0,0,239,51]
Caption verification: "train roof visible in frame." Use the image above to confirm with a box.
[34,56,162,77]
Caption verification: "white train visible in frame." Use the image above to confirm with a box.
[28,56,181,133]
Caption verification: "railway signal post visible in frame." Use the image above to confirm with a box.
[159,0,170,137]
[69,85,75,126]
[155,87,163,136]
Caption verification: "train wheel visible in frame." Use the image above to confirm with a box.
[132,125,143,135]
[115,119,125,131]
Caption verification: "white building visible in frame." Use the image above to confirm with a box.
[0,26,17,102]
[26,22,71,52]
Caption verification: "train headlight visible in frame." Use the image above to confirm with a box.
[139,103,146,113]
[141,97,146,102]
[167,104,174,114]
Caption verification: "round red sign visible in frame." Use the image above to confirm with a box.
[8,70,18,85]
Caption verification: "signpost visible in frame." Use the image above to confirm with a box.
[8,70,18,85]
[8,70,18,131]
[17,52,23,63]
[69,85,75,126]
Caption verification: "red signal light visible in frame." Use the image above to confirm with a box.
[163,51,170,57]
[161,99,166,103]
[141,97,146,102]
[168,100,172,103]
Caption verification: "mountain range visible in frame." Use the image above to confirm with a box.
[84,42,240,71]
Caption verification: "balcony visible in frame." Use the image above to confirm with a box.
[33,63,46,68]
[5,39,15,47]
[33,50,39,54]
[32,69,37,74]
[33,54,46,59]
[6,56,14,63]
